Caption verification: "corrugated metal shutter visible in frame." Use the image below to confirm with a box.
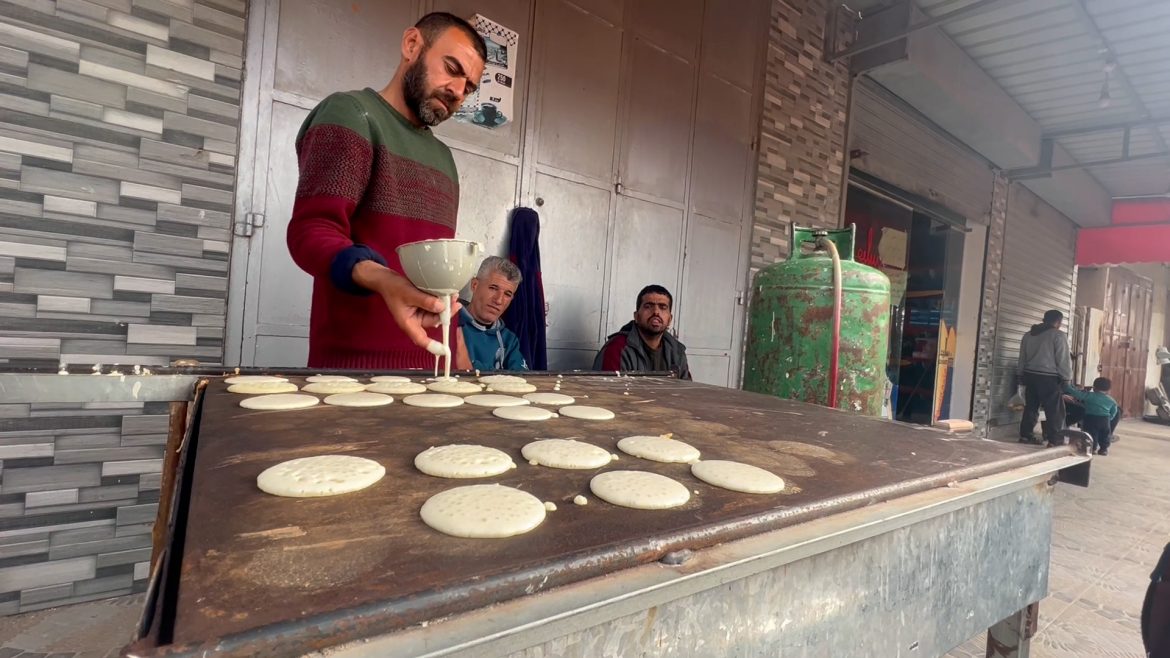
[849,78,994,225]
[989,183,1078,436]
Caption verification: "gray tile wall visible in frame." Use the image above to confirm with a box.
[0,0,246,370]
[0,0,245,616]
[0,400,169,615]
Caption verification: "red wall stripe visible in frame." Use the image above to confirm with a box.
[1077,223,1170,265]
[1112,198,1170,225]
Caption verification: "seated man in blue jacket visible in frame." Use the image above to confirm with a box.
[456,256,528,371]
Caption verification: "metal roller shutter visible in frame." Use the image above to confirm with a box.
[989,183,1078,436]
[849,78,994,225]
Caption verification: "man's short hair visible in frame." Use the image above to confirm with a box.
[1093,377,1112,392]
[477,255,521,284]
[1043,309,1064,325]
[636,285,673,311]
[415,12,487,62]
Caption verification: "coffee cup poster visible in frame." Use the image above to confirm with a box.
[455,15,518,130]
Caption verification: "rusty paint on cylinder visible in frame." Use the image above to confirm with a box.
[743,225,891,416]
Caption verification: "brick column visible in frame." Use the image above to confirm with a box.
[971,170,1009,437]
[749,0,852,274]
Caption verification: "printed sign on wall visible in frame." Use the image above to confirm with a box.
[455,14,518,130]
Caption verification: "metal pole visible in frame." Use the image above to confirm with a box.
[1010,150,1170,179]
[1045,115,1170,138]
[828,0,1010,62]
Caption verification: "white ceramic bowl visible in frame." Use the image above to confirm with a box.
[396,239,483,294]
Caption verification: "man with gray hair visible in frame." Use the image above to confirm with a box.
[456,256,529,371]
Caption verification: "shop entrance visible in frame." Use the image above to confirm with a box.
[844,184,965,425]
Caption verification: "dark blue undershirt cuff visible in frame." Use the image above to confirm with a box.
[330,244,387,296]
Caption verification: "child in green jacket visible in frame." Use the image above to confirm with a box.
[1065,377,1121,455]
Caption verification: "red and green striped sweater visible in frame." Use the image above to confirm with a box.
[287,88,460,369]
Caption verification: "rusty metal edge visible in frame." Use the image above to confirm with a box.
[151,400,191,568]
[122,432,1087,658]
[126,379,208,657]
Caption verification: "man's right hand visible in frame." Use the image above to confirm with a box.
[352,260,460,350]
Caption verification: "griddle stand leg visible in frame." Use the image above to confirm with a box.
[985,601,1038,658]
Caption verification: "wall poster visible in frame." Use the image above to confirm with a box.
[455,14,518,130]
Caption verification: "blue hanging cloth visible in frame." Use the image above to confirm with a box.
[502,207,548,370]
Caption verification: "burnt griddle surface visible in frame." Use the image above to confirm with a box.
[169,375,1053,652]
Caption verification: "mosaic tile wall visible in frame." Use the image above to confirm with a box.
[0,0,245,370]
[0,399,170,614]
[0,0,244,616]
[749,0,851,272]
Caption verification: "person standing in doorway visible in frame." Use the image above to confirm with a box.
[1018,309,1073,446]
[286,13,486,369]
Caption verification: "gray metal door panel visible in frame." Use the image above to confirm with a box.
[680,214,742,351]
[242,101,313,364]
[619,36,695,204]
[691,73,753,221]
[274,0,416,102]
[520,0,622,353]
[568,0,624,26]
[254,334,308,368]
[534,172,612,347]
[606,196,684,334]
[451,150,519,259]
[628,0,702,61]
[687,353,730,387]
[533,0,623,183]
[700,0,762,92]
[547,348,599,372]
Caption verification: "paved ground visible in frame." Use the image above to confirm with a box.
[947,419,1170,658]
[1,420,1167,657]
[0,591,142,658]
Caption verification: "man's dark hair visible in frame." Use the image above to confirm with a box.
[415,12,487,62]
[1093,377,1112,392]
[637,285,673,311]
[1043,309,1064,325]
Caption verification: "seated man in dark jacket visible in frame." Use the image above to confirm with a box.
[593,285,691,380]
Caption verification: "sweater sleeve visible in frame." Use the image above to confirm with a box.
[1065,384,1089,402]
[286,93,377,291]
[1055,332,1073,381]
[1017,335,1029,377]
[595,336,626,372]
[677,349,692,381]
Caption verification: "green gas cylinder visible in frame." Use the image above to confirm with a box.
[742,225,891,415]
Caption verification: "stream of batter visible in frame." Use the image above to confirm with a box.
[426,291,456,380]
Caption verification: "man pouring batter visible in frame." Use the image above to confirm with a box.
[286,13,486,369]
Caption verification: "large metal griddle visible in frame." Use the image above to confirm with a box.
[127,372,1086,657]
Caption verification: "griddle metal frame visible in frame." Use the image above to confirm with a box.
[118,372,1090,658]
